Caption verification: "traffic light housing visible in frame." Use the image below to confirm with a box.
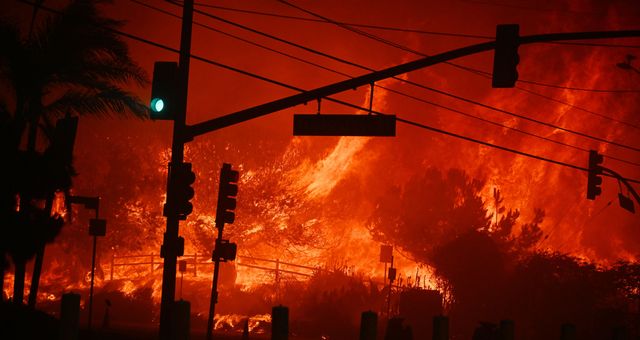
[492,24,520,88]
[587,150,604,200]
[212,239,237,262]
[160,235,185,258]
[215,163,239,227]
[165,162,196,220]
[150,61,179,120]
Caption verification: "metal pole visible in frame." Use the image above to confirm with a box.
[110,253,114,281]
[387,256,393,318]
[207,228,224,340]
[88,235,97,331]
[27,194,54,308]
[383,262,387,289]
[275,258,280,301]
[159,0,193,338]
[180,272,184,300]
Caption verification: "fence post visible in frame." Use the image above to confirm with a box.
[194,253,197,277]
[275,259,280,284]
[110,253,115,280]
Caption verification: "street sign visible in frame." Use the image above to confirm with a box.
[380,245,393,263]
[293,114,396,136]
[88,219,106,237]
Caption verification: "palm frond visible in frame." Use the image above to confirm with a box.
[45,86,149,119]
[34,0,146,87]
[52,58,148,87]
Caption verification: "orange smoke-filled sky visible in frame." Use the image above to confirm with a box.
[5,0,640,265]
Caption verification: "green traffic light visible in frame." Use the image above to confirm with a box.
[151,98,164,112]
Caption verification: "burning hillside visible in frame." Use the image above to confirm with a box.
[2,0,640,339]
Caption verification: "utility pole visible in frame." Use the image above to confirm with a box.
[158,0,193,339]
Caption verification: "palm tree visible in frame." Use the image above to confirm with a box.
[0,0,149,305]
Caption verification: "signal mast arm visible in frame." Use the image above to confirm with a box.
[185,29,640,139]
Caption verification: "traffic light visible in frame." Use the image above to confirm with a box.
[212,239,237,262]
[215,163,239,227]
[160,235,185,258]
[165,162,196,220]
[587,150,604,200]
[150,61,178,120]
[492,24,520,88]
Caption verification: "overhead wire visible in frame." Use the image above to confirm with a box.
[192,2,640,49]
[186,1,640,130]
[134,0,640,168]
[18,0,640,185]
[184,0,640,154]
[276,0,640,95]
[276,0,640,152]
[187,2,640,131]
[192,2,493,40]
[514,86,640,131]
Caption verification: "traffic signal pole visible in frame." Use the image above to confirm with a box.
[207,163,239,339]
[159,0,193,339]
[206,225,224,340]
[602,167,640,205]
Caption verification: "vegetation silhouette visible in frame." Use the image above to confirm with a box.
[0,0,147,307]
[368,167,640,339]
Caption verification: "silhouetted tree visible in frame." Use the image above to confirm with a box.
[367,167,490,261]
[366,168,638,339]
[0,0,147,304]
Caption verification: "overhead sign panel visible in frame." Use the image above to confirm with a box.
[293,114,396,136]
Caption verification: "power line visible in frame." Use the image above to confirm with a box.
[277,0,640,94]
[514,86,640,131]
[193,2,494,40]
[20,0,640,185]
[165,1,640,158]
[191,2,640,49]
[137,0,640,168]
[165,1,640,160]
[457,0,599,14]
[275,0,640,153]
[459,66,640,93]
[130,0,347,77]
[443,60,640,131]
[549,41,640,49]
[449,63,640,130]
[519,78,640,93]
